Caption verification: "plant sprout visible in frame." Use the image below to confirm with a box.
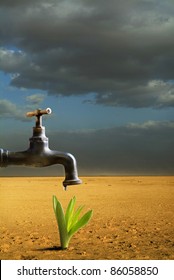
[53,195,93,249]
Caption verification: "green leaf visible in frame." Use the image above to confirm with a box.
[53,196,93,249]
[53,195,58,214]
[52,196,69,249]
[68,210,93,238]
[68,205,84,232]
[65,196,76,230]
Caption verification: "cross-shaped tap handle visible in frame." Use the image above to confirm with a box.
[26,108,52,127]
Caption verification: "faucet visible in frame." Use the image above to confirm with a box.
[0,108,82,190]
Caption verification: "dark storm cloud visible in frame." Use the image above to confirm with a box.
[1,120,173,176]
[52,120,174,175]
[0,0,174,108]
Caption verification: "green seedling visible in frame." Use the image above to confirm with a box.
[53,195,93,249]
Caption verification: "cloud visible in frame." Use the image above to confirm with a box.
[0,94,47,121]
[0,0,38,6]
[127,119,174,129]
[0,99,32,121]
[0,48,27,73]
[0,120,173,176]
[26,93,46,105]
[93,80,174,108]
[0,0,174,108]
[47,120,174,175]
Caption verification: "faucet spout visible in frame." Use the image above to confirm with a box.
[0,108,82,189]
[52,151,82,190]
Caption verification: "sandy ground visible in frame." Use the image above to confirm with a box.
[0,176,174,260]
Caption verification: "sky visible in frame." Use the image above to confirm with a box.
[0,0,174,177]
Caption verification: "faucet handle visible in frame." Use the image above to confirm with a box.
[26,108,52,117]
[26,108,52,127]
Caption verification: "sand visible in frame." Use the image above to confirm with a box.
[0,176,174,260]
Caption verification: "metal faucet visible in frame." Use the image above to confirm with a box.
[0,108,82,190]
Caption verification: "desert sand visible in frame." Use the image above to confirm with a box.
[0,176,174,260]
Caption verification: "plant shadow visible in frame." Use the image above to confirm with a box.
[35,246,64,251]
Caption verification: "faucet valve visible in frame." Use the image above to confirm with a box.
[26,108,52,127]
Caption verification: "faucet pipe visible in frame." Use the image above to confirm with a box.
[0,108,82,190]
